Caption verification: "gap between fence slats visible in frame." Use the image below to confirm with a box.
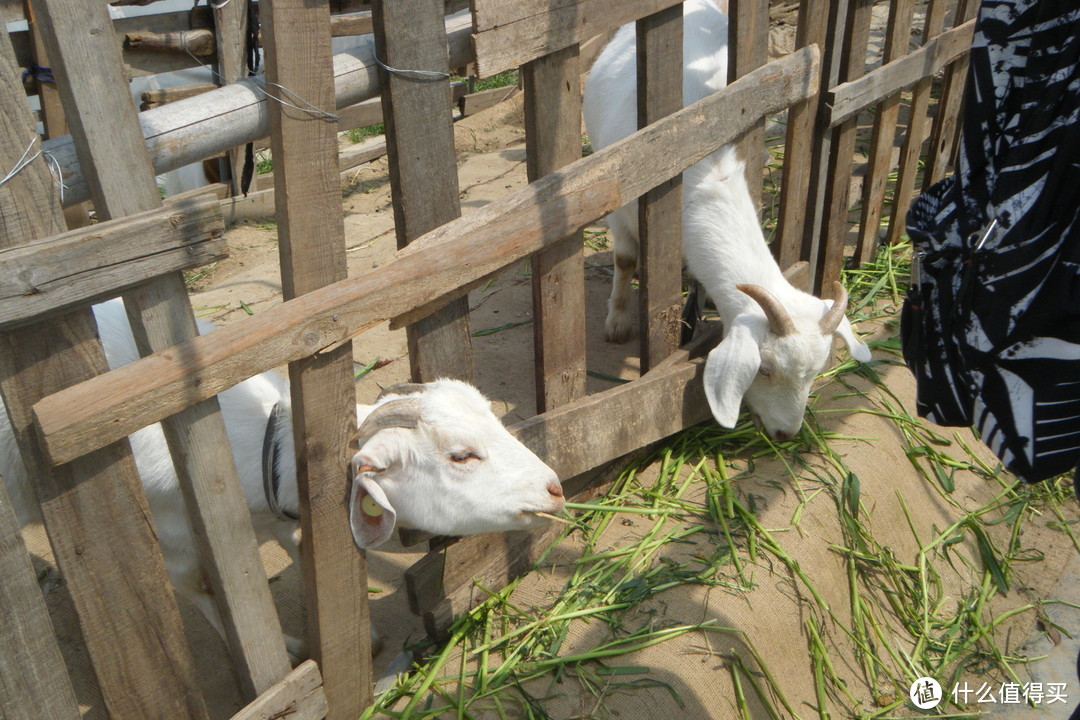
[262,0,371,716]
[32,0,294,703]
[32,47,821,469]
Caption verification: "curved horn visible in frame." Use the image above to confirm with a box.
[819,281,848,335]
[351,398,423,451]
[376,382,427,402]
[737,284,796,337]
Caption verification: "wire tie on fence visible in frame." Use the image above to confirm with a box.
[0,135,67,203]
[373,54,451,82]
[0,136,40,190]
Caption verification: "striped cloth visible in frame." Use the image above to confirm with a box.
[902,0,1080,483]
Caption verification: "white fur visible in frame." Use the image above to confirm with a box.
[582,0,870,439]
[0,298,563,651]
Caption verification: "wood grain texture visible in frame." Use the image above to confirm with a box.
[0,194,225,329]
[775,0,832,269]
[0,19,209,720]
[34,48,820,465]
[636,6,683,372]
[728,0,769,209]
[524,43,586,412]
[815,0,873,289]
[0,480,81,720]
[471,0,683,77]
[885,0,950,246]
[852,0,916,267]
[229,660,329,720]
[32,0,292,701]
[374,0,474,384]
[922,0,978,189]
[826,18,975,126]
[212,0,248,195]
[262,0,372,716]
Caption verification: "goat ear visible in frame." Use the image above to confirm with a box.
[704,324,760,428]
[823,299,872,363]
[349,458,397,549]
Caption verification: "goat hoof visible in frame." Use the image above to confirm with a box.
[604,314,634,344]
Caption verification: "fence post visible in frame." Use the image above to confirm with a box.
[373,0,474,384]
[728,0,768,211]
[262,0,373,716]
[636,5,684,372]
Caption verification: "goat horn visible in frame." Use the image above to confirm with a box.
[351,398,423,451]
[375,382,427,402]
[737,284,796,337]
[819,281,848,335]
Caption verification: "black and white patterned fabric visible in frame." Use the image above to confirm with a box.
[902,0,1080,483]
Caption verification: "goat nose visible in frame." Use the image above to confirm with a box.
[773,429,791,442]
[546,480,564,499]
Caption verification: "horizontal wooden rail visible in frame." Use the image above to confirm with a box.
[0,193,224,329]
[471,0,683,77]
[33,46,820,467]
[228,660,327,720]
[827,18,974,126]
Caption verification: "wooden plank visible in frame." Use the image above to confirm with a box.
[884,0,950,246]
[261,0,371,717]
[336,82,466,131]
[471,0,683,78]
[30,0,292,702]
[727,0,769,209]
[636,5,683,371]
[460,83,519,117]
[815,0,874,289]
[0,481,82,720]
[523,44,586,411]
[0,194,225,329]
[923,0,978,188]
[229,661,328,720]
[374,0,474,383]
[852,0,916,267]
[0,22,208,720]
[775,0,833,269]
[34,48,821,464]
[826,18,975,126]
[212,0,248,196]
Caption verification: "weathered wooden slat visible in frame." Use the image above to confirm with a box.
[827,18,975,127]
[815,0,874,289]
[34,47,821,466]
[211,0,247,195]
[228,661,328,720]
[471,0,683,78]
[262,0,371,716]
[852,0,917,267]
[375,0,474,384]
[885,0,951,246]
[0,481,82,720]
[0,19,208,720]
[31,0,293,702]
[775,0,833,270]
[636,5,683,371]
[0,194,224,329]
[728,0,769,209]
[523,44,586,412]
[923,0,978,189]
[461,83,519,116]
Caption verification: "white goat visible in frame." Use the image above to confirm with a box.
[0,299,564,651]
[582,0,871,440]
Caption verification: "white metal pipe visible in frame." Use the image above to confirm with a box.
[45,11,474,207]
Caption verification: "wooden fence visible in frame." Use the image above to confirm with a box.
[0,0,975,718]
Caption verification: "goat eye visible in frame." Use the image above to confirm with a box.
[449,450,480,463]
[758,366,772,378]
